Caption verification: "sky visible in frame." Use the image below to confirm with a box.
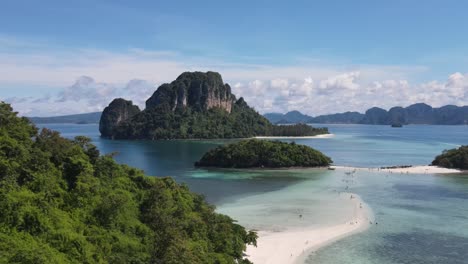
[1,0,468,116]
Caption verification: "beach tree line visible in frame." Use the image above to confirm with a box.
[432,146,468,170]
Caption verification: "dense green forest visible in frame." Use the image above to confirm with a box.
[0,102,256,264]
[432,146,468,170]
[195,139,332,168]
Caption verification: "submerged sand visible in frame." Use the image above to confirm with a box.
[254,134,335,139]
[332,165,462,174]
[245,193,373,264]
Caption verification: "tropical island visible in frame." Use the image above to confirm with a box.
[432,145,468,170]
[99,71,328,139]
[0,102,257,263]
[195,139,332,168]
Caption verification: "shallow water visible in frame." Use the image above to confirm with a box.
[40,123,468,263]
[305,171,468,264]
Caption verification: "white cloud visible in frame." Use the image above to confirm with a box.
[3,77,155,116]
[231,72,468,115]
[57,76,117,104]
[4,71,468,117]
[0,36,467,116]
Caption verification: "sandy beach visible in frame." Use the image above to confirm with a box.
[332,165,462,174]
[245,193,373,264]
[254,134,335,139]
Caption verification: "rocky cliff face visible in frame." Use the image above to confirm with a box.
[388,106,408,124]
[145,71,236,113]
[434,105,468,125]
[99,98,140,137]
[361,107,389,124]
[405,103,434,124]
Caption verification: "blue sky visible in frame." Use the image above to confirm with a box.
[1,0,468,116]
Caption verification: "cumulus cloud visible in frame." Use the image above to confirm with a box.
[318,71,360,95]
[4,71,468,117]
[3,77,156,116]
[230,71,468,115]
[57,76,117,104]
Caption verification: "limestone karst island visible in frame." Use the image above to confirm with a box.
[99,72,328,140]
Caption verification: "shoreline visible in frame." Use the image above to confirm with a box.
[245,193,373,264]
[331,165,462,174]
[254,134,334,139]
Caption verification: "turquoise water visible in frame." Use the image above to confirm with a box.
[40,123,468,263]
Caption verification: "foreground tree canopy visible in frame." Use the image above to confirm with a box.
[195,139,332,168]
[99,72,328,139]
[0,102,257,264]
[432,146,468,170]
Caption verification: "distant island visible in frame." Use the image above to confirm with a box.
[100,71,328,139]
[265,103,468,125]
[432,146,468,170]
[264,110,313,124]
[195,139,332,168]
[28,112,102,124]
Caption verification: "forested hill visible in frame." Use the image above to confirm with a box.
[99,71,328,139]
[195,139,332,168]
[0,102,257,263]
[264,103,468,125]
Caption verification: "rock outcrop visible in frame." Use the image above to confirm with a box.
[99,98,140,137]
[405,103,434,124]
[145,71,235,113]
[360,107,389,124]
[388,106,408,125]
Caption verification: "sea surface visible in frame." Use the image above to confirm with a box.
[40,123,468,264]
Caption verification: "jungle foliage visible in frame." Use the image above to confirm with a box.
[0,102,256,264]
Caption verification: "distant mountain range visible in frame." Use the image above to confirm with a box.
[28,112,102,124]
[264,103,468,125]
[263,110,313,124]
[28,103,468,125]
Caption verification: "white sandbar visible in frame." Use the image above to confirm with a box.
[245,193,372,264]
